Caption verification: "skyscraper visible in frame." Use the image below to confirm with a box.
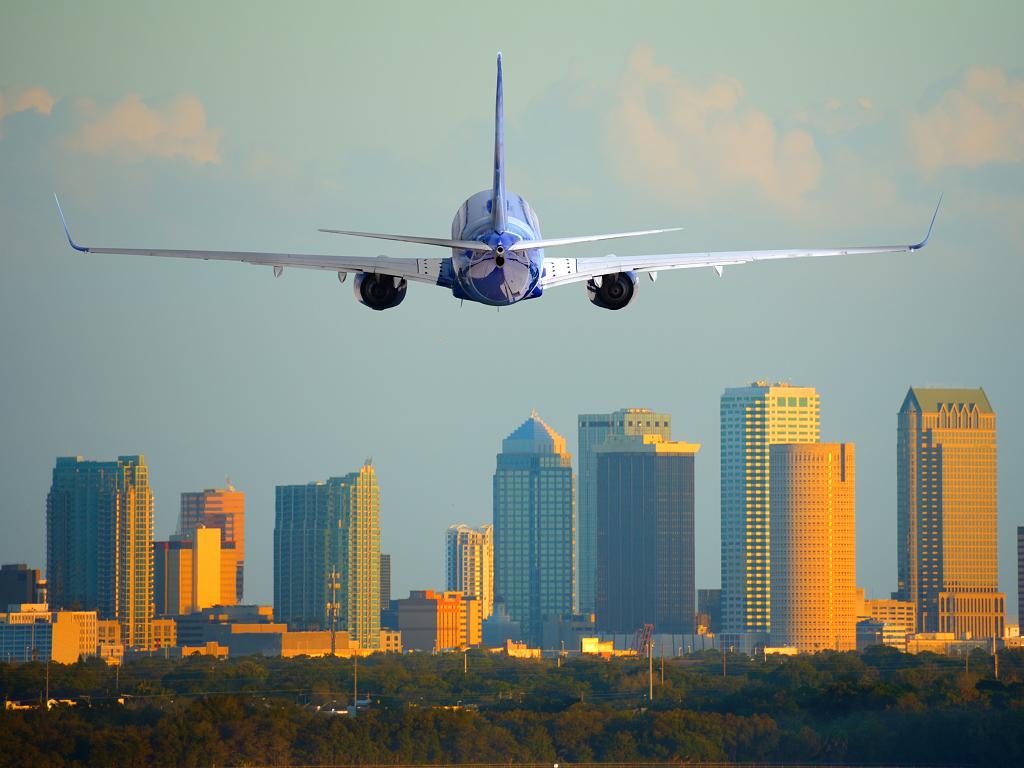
[721,383,820,637]
[446,524,494,619]
[769,443,856,652]
[154,528,234,616]
[380,553,391,608]
[577,409,671,615]
[46,455,154,650]
[594,433,699,634]
[0,564,44,608]
[897,388,1003,637]
[493,411,574,646]
[1018,527,1023,630]
[180,487,245,602]
[274,462,381,648]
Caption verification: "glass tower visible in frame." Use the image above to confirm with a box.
[897,387,1002,636]
[493,411,574,646]
[274,462,381,648]
[594,433,699,634]
[577,409,671,615]
[46,455,154,650]
[720,382,820,636]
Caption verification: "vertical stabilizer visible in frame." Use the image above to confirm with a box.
[492,53,507,233]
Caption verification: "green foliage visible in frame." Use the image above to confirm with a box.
[0,648,1022,766]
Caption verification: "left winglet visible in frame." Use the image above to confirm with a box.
[53,193,89,253]
[910,194,942,251]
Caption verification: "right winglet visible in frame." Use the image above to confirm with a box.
[910,194,942,251]
[53,193,89,253]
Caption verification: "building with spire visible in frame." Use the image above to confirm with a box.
[577,408,671,615]
[274,462,381,649]
[179,486,245,602]
[493,412,574,646]
[896,387,1003,637]
[46,455,154,650]
[720,383,820,638]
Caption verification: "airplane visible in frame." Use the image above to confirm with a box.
[55,53,940,311]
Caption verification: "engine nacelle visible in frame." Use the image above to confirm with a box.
[354,272,407,310]
[586,271,638,310]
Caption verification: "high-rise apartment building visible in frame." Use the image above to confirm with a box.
[493,412,574,646]
[896,387,1003,637]
[274,462,381,649]
[446,524,494,620]
[769,443,856,652]
[380,553,391,608]
[721,383,820,636]
[595,433,699,634]
[577,409,671,615]
[46,455,154,650]
[180,487,245,602]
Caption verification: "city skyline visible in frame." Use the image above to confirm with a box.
[12,381,1022,628]
[3,6,1022,619]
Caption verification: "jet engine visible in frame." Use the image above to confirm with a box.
[354,272,407,310]
[586,271,638,310]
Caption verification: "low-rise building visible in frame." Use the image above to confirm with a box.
[396,590,466,651]
[379,629,402,653]
[0,604,97,664]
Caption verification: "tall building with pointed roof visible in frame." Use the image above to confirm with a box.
[577,408,672,615]
[179,487,245,602]
[493,412,574,645]
[897,387,1003,636]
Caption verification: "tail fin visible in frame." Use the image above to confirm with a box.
[492,52,507,233]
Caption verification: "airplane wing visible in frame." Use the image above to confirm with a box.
[55,195,447,286]
[541,198,941,289]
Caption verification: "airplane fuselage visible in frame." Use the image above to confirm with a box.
[450,189,543,306]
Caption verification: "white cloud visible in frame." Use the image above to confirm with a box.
[66,93,222,165]
[910,67,1024,172]
[608,46,822,209]
[0,86,55,136]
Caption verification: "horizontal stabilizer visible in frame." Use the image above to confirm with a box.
[319,228,492,252]
[508,227,682,251]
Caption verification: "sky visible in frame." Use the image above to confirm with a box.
[1,1,1022,621]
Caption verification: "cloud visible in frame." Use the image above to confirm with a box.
[609,46,822,209]
[793,96,878,136]
[0,86,55,135]
[66,93,222,165]
[910,67,1024,172]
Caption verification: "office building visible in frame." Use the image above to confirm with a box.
[1018,527,1023,634]
[46,455,154,650]
[595,433,699,634]
[446,524,494,620]
[396,589,466,651]
[0,564,45,608]
[274,462,381,648]
[179,487,245,602]
[896,387,1003,636]
[0,604,97,664]
[577,409,671,615]
[769,443,856,652]
[721,383,819,637]
[380,553,391,608]
[855,590,916,650]
[154,528,236,616]
[697,589,722,634]
[493,412,575,646]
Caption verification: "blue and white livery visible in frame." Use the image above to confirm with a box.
[56,54,940,311]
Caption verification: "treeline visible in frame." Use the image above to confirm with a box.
[1,647,1023,766]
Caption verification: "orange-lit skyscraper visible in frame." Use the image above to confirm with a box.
[769,443,856,652]
[180,487,245,602]
[154,527,236,615]
[446,524,494,620]
[896,388,1003,637]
